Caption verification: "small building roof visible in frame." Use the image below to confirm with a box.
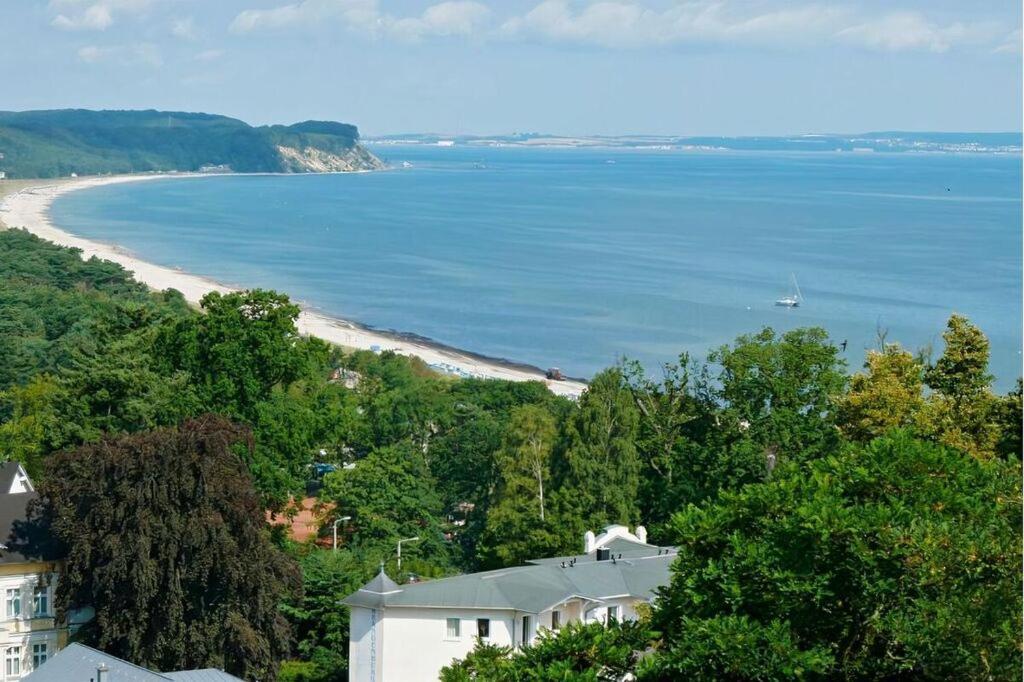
[23,643,244,682]
[24,643,170,681]
[344,567,404,609]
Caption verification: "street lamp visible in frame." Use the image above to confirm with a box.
[332,516,352,553]
[397,536,420,571]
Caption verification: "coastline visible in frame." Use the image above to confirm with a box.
[0,174,587,398]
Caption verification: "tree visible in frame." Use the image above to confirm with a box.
[441,620,654,681]
[32,416,297,680]
[477,405,562,568]
[558,368,642,533]
[320,443,449,571]
[706,326,847,464]
[281,549,377,682]
[157,290,326,420]
[921,315,999,458]
[837,343,926,442]
[647,431,1022,680]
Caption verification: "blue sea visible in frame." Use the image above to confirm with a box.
[51,147,1023,390]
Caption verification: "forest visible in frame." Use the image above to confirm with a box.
[0,109,374,178]
[0,228,1019,681]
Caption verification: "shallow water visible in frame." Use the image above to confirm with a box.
[51,146,1023,390]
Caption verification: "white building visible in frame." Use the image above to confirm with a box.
[0,463,67,680]
[343,525,675,682]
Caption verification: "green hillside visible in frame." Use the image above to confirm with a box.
[0,109,381,178]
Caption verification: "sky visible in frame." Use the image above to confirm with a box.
[1,0,1021,136]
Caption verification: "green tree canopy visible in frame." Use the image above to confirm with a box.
[557,367,642,534]
[648,431,1022,680]
[157,289,327,420]
[320,443,449,571]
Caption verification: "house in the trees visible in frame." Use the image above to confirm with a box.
[0,462,71,680]
[343,524,675,682]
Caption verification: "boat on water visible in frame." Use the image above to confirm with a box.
[775,274,803,307]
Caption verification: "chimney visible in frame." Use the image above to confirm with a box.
[596,547,611,561]
[583,530,596,554]
[635,525,647,544]
[96,665,109,682]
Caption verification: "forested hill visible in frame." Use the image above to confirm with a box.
[0,109,385,178]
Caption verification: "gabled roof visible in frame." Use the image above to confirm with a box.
[0,462,33,494]
[24,643,171,681]
[343,551,674,614]
[23,643,244,682]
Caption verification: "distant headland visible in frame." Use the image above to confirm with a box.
[366,130,1022,154]
[0,109,385,179]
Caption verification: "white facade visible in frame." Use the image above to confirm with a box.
[0,569,61,680]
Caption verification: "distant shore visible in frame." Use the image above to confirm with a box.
[0,174,587,398]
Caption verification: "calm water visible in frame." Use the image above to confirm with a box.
[52,147,1022,389]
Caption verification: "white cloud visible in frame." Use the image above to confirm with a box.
[194,48,225,62]
[50,0,151,31]
[391,2,490,41]
[229,0,379,34]
[170,16,199,42]
[226,0,1014,53]
[229,0,488,41]
[76,42,163,67]
[498,1,1008,53]
[992,28,1021,55]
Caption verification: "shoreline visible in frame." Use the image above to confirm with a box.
[0,174,587,398]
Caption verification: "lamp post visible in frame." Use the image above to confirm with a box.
[332,516,351,553]
[397,536,420,571]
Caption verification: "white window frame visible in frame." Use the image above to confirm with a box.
[32,587,49,617]
[551,610,561,630]
[5,646,20,677]
[6,589,20,619]
[31,642,47,669]
[521,615,531,646]
[476,618,490,639]
[445,617,461,641]
[606,605,619,623]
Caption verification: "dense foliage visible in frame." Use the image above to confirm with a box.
[0,229,1019,680]
[33,416,296,680]
[0,109,369,178]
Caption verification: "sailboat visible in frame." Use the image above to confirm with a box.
[775,274,803,307]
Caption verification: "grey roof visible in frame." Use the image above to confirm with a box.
[344,567,404,609]
[165,671,244,682]
[0,492,44,564]
[24,643,170,681]
[343,551,675,614]
[23,643,243,682]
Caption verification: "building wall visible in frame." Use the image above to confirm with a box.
[349,607,513,682]
[353,598,648,682]
[0,563,65,680]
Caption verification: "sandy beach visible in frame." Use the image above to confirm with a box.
[0,174,586,398]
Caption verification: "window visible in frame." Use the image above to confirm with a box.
[5,646,20,676]
[607,606,619,623]
[31,643,47,669]
[551,610,561,630]
[33,587,48,617]
[521,615,531,645]
[6,589,20,618]
[445,618,461,640]
[476,618,490,639]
